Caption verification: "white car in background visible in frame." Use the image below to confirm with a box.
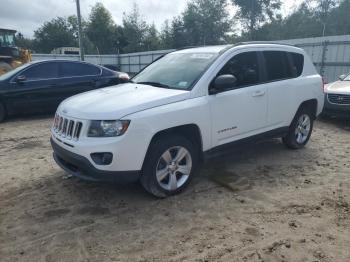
[323,73,350,117]
[50,43,324,198]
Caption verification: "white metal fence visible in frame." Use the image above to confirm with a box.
[32,35,350,82]
[32,50,173,76]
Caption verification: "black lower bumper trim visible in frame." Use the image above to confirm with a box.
[323,97,350,117]
[322,108,350,117]
[51,138,140,183]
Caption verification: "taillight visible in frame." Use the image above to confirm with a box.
[119,73,130,81]
[322,77,327,93]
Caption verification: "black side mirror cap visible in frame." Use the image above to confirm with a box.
[209,74,237,95]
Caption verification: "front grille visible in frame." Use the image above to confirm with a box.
[53,114,83,140]
[328,93,350,105]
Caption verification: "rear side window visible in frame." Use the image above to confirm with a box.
[60,62,101,77]
[289,52,304,77]
[22,63,59,80]
[263,51,293,82]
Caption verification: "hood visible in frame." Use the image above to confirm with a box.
[58,83,190,120]
[326,80,350,94]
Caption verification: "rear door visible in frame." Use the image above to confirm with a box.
[260,51,300,128]
[6,62,59,113]
[56,61,102,104]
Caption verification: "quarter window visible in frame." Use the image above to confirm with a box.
[21,63,59,80]
[289,52,304,77]
[263,51,293,81]
[60,62,100,77]
[217,52,260,88]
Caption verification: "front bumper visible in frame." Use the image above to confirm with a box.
[323,94,350,117]
[51,138,140,182]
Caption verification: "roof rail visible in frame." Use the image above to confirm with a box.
[234,41,296,47]
[175,45,234,54]
[176,46,201,51]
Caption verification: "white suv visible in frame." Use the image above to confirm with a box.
[51,43,324,197]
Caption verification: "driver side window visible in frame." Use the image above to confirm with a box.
[218,51,260,88]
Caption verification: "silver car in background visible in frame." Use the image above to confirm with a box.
[323,73,350,117]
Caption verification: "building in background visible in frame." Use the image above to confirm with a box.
[51,47,80,55]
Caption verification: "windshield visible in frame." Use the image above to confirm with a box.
[344,73,350,81]
[132,52,219,90]
[0,32,15,47]
[0,63,28,81]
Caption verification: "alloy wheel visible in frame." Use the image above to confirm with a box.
[295,114,311,144]
[155,146,192,191]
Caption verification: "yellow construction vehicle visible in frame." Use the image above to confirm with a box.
[0,28,31,75]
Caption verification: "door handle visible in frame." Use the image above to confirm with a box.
[252,90,266,97]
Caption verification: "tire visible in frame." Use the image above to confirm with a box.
[282,107,314,149]
[140,135,199,198]
[0,102,6,123]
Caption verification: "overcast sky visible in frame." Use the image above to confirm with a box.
[0,0,304,38]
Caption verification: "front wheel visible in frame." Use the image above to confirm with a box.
[282,108,314,149]
[141,135,198,198]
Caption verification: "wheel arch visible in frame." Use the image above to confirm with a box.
[143,124,204,168]
[297,99,318,120]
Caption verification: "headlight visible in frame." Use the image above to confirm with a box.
[88,120,130,137]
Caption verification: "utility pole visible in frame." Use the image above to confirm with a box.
[76,0,85,61]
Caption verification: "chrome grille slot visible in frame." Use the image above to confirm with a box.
[73,122,82,139]
[53,114,83,140]
[62,119,68,136]
[67,120,74,138]
[53,114,59,129]
[328,94,350,105]
[58,117,63,132]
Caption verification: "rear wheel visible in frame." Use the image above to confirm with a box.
[141,135,198,198]
[0,102,6,123]
[282,107,314,149]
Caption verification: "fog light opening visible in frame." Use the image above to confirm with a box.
[91,153,113,165]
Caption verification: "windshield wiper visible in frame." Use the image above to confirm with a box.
[136,81,170,88]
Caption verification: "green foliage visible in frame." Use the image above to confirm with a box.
[182,0,231,46]
[27,0,350,55]
[33,17,78,53]
[171,16,188,48]
[326,0,350,35]
[143,23,161,51]
[255,0,349,40]
[86,3,117,54]
[232,0,282,40]
[15,32,34,51]
[159,20,173,49]
[121,3,149,53]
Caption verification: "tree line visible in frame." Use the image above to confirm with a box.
[15,0,350,54]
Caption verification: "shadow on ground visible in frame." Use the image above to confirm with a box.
[319,115,350,131]
[5,113,54,123]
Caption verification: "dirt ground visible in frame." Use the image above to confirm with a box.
[0,115,350,262]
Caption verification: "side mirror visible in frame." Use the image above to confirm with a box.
[16,75,26,83]
[210,74,237,94]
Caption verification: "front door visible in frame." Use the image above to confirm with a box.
[209,51,268,147]
[6,62,59,113]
